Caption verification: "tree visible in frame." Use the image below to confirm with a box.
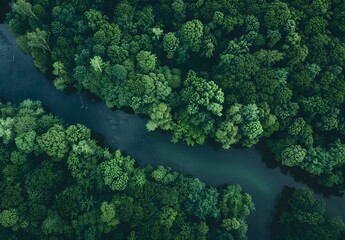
[220,185,255,220]
[55,186,83,219]
[12,0,38,20]
[90,56,105,73]
[151,166,178,184]
[146,103,172,131]
[329,140,345,169]
[288,118,305,136]
[159,207,178,229]
[27,28,51,52]
[152,27,163,40]
[0,117,14,144]
[37,124,68,159]
[171,119,208,146]
[67,140,99,188]
[172,0,186,21]
[241,120,263,146]
[84,9,108,31]
[264,1,291,29]
[179,19,204,52]
[215,121,239,149]
[301,147,329,176]
[42,211,67,235]
[14,130,37,154]
[202,38,215,58]
[100,202,119,229]
[100,23,121,45]
[181,71,224,117]
[222,218,241,231]
[10,151,27,165]
[159,66,181,89]
[0,209,19,228]
[163,33,180,59]
[109,64,128,81]
[185,178,220,220]
[52,61,70,90]
[267,29,281,47]
[127,72,171,111]
[136,51,157,73]
[281,145,306,167]
[66,124,91,144]
[242,104,260,121]
[97,150,134,191]
[107,45,128,64]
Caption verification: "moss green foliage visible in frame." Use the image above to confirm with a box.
[0,100,254,239]
[275,188,345,240]
[7,0,345,186]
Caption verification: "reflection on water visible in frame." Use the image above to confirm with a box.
[0,1,10,24]
[0,24,344,240]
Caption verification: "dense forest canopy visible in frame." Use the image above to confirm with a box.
[274,188,345,240]
[6,0,345,187]
[0,100,255,240]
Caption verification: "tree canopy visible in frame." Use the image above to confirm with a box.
[7,0,345,186]
[0,100,254,239]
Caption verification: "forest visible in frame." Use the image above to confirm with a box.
[6,0,345,187]
[0,100,255,239]
[1,100,344,239]
[2,0,345,239]
[273,188,345,240]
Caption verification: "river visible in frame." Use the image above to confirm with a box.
[0,24,344,239]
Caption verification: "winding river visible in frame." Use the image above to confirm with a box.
[0,24,344,239]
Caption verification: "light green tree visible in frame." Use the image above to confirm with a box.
[97,150,134,191]
[215,121,239,149]
[222,218,241,231]
[152,27,163,40]
[14,130,37,154]
[281,145,306,167]
[66,124,91,144]
[12,0,38,20]
[90,56,105,73]
[37,124,68,159]
[27,28,51,52]
[0,117,14,144]
[159,207,178,229]
[146,103,172,131]
[151,166,178,184]
[181,71,224,117]
[0,209,19,228]
[163,33,180,59]
[100,202,119,228]
[136,51,157,73]
[67,140,98,188]
[185,178,220,220]
[179,19,204,52]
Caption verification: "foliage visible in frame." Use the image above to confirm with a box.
[7,0,345,187]
[275,188,345,240]
[0,100,254,239]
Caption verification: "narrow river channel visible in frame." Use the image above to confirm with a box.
[0,24,344,239]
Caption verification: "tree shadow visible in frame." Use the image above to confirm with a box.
[0,0,10,24]
[269,186,295,240]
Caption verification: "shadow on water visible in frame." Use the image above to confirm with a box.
[0,0,10,24]
[268,186,295,240]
